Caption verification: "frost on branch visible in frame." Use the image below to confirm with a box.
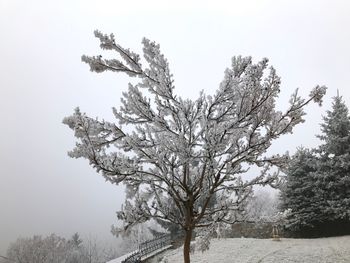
[64,31,326,261]
[310,85,327,106]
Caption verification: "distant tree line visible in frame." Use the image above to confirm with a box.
[0,233,119,263]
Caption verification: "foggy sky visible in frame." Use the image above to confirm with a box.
[1,0,350,255]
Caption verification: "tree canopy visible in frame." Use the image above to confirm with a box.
[280,147,319,234]
[281,95,350,237]
[63,30,326,262]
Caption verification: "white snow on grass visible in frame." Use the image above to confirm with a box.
[155,236,350,263]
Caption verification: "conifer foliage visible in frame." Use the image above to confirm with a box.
[280,147,319,234]
[281,95,350,237]
[63,30,326,262]
[316,95,350,234]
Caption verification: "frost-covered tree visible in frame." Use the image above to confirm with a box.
[70,233,83,248]
[247,189,279,221]
[281,95,350,237]
[315,94,350,234]
[149,212,182,239]
[151,193,216,239]
[115,221,155,255]
[279,147,320,234]
[6,234,69,263]
[63,30,326,262]
[4,233,118,263]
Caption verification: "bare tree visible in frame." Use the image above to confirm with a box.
[6,234,68,263]
[81,235,117,263]
[4,233,117,263]
[63,30,326,263]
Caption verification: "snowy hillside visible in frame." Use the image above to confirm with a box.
[150,236,350,263]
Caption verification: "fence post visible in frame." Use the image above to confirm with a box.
[272,225,280,241]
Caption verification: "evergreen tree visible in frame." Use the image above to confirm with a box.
[280,147,319,235]
[314,94,350,234]
[69,233,83,248]
[281,95,350,237]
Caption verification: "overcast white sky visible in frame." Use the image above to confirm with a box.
[1,0,350,255]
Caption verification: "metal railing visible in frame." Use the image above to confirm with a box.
[121,234,171,263]
[121,251,141,263]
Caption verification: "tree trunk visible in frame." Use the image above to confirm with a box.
[183,228,193,263]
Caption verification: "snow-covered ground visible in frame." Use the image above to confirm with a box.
[151,236,350,263]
